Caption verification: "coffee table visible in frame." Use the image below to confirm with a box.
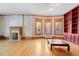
[47,39,70,51]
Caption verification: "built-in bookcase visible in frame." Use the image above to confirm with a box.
[64,5,79,44]
[72,7,78,33]
[64,6,79,34]
[64,11,72,33]
[64,14,68,32]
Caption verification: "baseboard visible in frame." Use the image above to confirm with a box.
[22,36,45,39]
[22,35,64,39]
[0,35,63,40]
[22,37,33,39]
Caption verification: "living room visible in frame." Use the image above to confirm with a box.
[0,3,79,56]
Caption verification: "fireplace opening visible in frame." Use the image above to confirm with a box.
[12,33,18,40]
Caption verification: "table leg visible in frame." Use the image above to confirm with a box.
[51,45,52,50]
[67,45,70,51]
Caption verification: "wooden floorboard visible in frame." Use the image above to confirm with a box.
[0,39,79,56]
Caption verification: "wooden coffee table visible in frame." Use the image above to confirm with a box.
[47,39,70,51]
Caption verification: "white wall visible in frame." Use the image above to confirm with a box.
[23,16,34,37]
[0,16,7,36]
[3,16,10,37]
[0,16,3,35]
[9,15,23,27]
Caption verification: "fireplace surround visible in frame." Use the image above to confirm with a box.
[10,27,22,40]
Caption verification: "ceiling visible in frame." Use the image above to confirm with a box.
[0,3,78,16]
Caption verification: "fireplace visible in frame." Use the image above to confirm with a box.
[10,27,22,40]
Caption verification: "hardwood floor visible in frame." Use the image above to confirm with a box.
[0,39,79,56]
